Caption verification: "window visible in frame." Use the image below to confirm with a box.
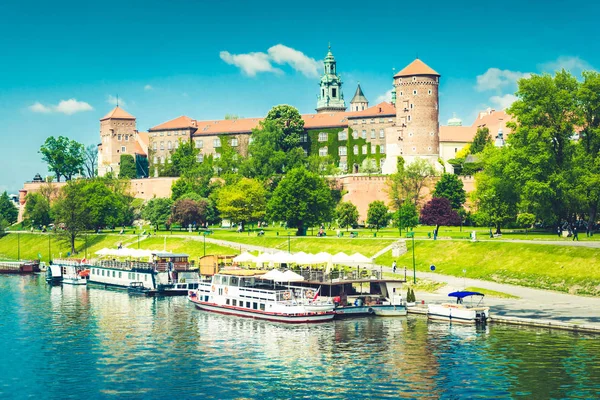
[174,141,179,149]
[379,129,385,138]
[214,138,221,148]
[428,146,432,151]
[160,141,164,150]
[167,131,171,136]
[318,132,328,142]
[197,154,204,162]
[412,147,416,152]
[300,134,307,143]
[430,132,435,136]
[408,115,412,122]
[428,89,432,95]
[379,118,384,123]
[353,145,359,155]
[319,147,328,157]
[338,131,347,141]
[246,302,251,308]
[352,130,359,139]
[338,146,347,156]
[332,88,337,98]
[118,134,122,141]
[371,144,375,154]
[370,129,375,139]
[339,161,347,171]
[260,303,265,311]
[119,272,122,278]
[153,142,157,151]
[408,132,414,137]
[160,131,164,136]
[413,77,416,82]
[410,103,414,109]
[195,140,203,148]
[413,90,417,95]
[400,91,403,96]
[232,299,237,306]
[370,119,375,124]
[121,146,126,153]
[214,152,221,159]
[167,141,172,150]
[125,135,129,141]
[380,145,385,154]
[361,130,366,139]
[362,145,368,154]
[230,138,238,147]
[303,148,308,156]
[153,156,157,164]
[161,156,165,164]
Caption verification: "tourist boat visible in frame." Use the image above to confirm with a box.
[427,291,490,323]
[333,288,407,318]
[88,252,198,296]
[46,259,90,285]
[0,260,41,274]
[188,270,336,323]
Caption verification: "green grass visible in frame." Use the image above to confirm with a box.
[135,236,235,260]
[376,240,600,296]
[464,286,520,299]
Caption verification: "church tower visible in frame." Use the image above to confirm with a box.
[382,59,441,174]
[350,83,369,111]
[316,45,346,113]
[97,106,138,177]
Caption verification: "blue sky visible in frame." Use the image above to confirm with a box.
[1,0,598,193]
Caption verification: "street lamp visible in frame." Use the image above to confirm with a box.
[407,231,416,284]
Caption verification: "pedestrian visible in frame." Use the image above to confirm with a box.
[557,225,561,238]
[392,260,397,274]
[573,226,579,241]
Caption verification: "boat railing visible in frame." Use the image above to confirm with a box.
[53,258,84,266]
[98,260,155,271]
[294,269,382,282]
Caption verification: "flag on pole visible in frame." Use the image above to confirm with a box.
[313,286,321,301]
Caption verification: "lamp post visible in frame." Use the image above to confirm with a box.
[407,231,416,284]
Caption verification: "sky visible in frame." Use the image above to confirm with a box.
[0,0,598,194]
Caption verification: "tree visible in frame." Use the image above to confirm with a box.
[24,192,52,227]
[264,104,305,151]
[267,168,334,235]
[394,200,419,233]
[388,157,437,208]
[360,158,379,174]
[217,178,267,230]
[171,162,214,200]
[51,181,88,254]
[142,198,173,230]
[119,154,137,179]
[433,173,466,210]
[39,136,85,182]
[420,197,461,238]
[470,127,492,154]
[305,154,337,177]
[0,191,18,225]
[224,114,241,120]
[83,144,98,178]
[517,213,536,235]
[367,201,389,231]
[172,197,211,228]
[336,202,359,231]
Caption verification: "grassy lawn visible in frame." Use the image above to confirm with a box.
[464,286,520,299]
[376,240,600,296]
[135,236,235,260]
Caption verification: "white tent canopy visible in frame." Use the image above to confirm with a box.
[95,248,154,259]
[281,270,305,282]
[332,252,354,264]
[233,252,257,263]
[260,269,286,281]
[350,252,373,264]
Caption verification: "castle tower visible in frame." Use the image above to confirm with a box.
[98,106,138,177]
[382,59,440,174]
[350,83,369,111]
[316,45,346,113]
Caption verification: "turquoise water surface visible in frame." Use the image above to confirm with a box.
[0,274,598,399]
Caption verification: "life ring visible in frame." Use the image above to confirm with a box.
[305,290,314,299]
[211,285,215,292]
[224,286,229,295]
[283,291,291,300]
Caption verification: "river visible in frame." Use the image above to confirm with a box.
[0,275,598,399]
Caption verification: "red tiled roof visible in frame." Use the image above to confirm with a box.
[440,109,512,143]
[439,126,476,142]
[394,59,440,77]
[193,118,263,135]
[100,106,135,121]
[149,116,198,131]
[347,102,396,118]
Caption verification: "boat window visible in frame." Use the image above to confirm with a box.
[222,276,230,286]
[102,270,105,276]
[232,299,237,306]
[246,302,251,308]
[118,272,122,278]
[215,275,222,285]
[137,274,140,281]
[253,302,258,310]
[230,276,239,286]
[260,303,265,311]
[205,296,209,301]
[112,271,115,277]
[226,299,230,305]
[145,275,148,281]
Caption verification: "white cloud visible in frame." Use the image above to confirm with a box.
[29,102,52,113]
[267,44,321,77]
[220,44,321,77]
[539,56,594,74]
[106,95,126,107]
[28,99,93,115]
[476,68,530,91]
[376,88,393,104]
[220,50,282,77]
[144,84,153,91]
[489,94,518,109]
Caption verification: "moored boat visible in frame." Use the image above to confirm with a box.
[428,291,490,323]
[46,259,90,285]
[0,260,41,274]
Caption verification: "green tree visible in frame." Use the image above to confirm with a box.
[388,157,437,208]
[367,200,389,231]
[119,154,137,179]
[24,192,52,227]
[336,201,359,231]
[171,162,214,200]
[360,158,379,174]
[305,154,337,176]
[433,173,466,210]
[217,178,267,230]
[51,181,89,253]
[394,200,419,233]
[39,136,85,182]
[470,127,492,154]
[142,198,173,230]
[264,104,305,151]
[517,213,536,234]
[267,168,334,235]
[0,191,18,225]
[214,137,242,184]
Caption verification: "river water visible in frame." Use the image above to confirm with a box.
[0,275,598,399]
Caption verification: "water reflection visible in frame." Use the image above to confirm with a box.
[0,275,598,399]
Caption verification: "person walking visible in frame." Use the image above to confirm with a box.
[572,226,579,241]
[557,225,561,238]
[392,260,397,274]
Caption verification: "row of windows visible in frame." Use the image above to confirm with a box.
[338,158,385,171]
[397,76,439,83]
[152,130,187,137]
[398,89,433,96]
[352,118,394,125]
[90,268,148,282]
[153,141,181,151]
[225,298,266,311]
[319,130,386,142]
[117,134,131,141]
[321,144,386,156]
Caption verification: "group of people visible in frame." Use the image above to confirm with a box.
[557,224,590,241]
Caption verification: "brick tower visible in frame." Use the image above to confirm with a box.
[97,106,138,177]
[382,59,440,174]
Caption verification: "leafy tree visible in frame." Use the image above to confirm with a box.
[24,192,52,227]
[264,104,305,151]
[336,202,359,231]
[388,157,437,208]
[142,198,173,230]
[214,137,242,184]
[224,114,241,120]
[0,218,8,237]
[0,191,18,225]
[433,173,466,210]
[305,154,337,177]
[470,127,492,154]
[52,181,88,254]
[420,197,461,238]
[517,213,536,234]
[171,162,214,200]
[180,193,217,226]
[267,168,334,235]
[367,201,389,231]
[394,200,419,233]
[172,197,211,228]
[217,178,267,231]
[360,158,379,174]
[83,144,98,178]
[39,136,85,182]
[119,154,137,179]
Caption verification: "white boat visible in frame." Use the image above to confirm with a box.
[428,291,490,323]
[46,259,89,285]
[188,270,335,323]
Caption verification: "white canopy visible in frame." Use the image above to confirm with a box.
[255,252,274,265]
[332,252,354,264]
[271,251,296,264]
[314,252,333,264]
[233,252,257,263]
[281,270,305,282]
[260,269,286,281]
[350,252,373,264]
[95,248,154,259]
